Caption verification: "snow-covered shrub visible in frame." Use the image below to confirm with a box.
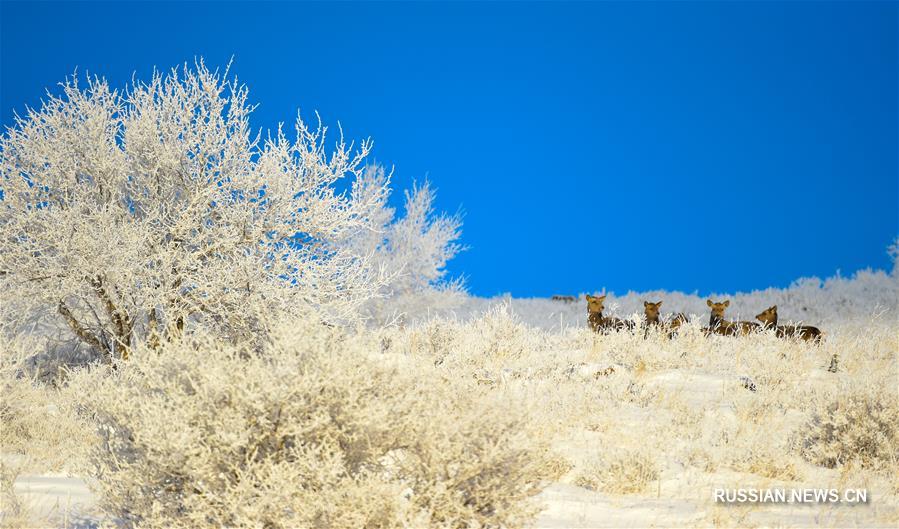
[348,165,464,324]
[798,385,899,472]
[727,428,803,482]
[65,317,554,528]
[574,447,660,495]
[0,62,396,361]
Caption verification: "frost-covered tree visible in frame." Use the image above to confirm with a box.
[0,62,397,360]
[347,164,464,322]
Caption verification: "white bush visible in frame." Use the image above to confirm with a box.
[64,318,554,528]
[798,384,899,472]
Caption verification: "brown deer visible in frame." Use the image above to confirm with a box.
[586,294,634,333]
[643,300,665,338]
[755,305,823,343]
[667,312,690,338]
[644,301,689,338]
[705,299,759,336]
[643,301,663,327]
[669,313,689,328]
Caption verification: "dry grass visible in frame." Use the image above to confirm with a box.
[574,447,661,494]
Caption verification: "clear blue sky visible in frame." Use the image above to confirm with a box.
[2,1,896,297]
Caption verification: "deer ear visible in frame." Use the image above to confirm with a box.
[657,301,663,307]
[723,300,730,307]
[585,294,592,301]
[644,301,649,307]
[772,305,777,311]
[598,295,606,300]
[707,299,713,307]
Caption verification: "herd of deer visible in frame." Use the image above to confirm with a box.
[584,294,823,342]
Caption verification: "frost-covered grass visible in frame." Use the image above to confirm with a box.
[2,268,897,528]
[375,300,898,527]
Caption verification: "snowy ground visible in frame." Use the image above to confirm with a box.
[9,473,95,528]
